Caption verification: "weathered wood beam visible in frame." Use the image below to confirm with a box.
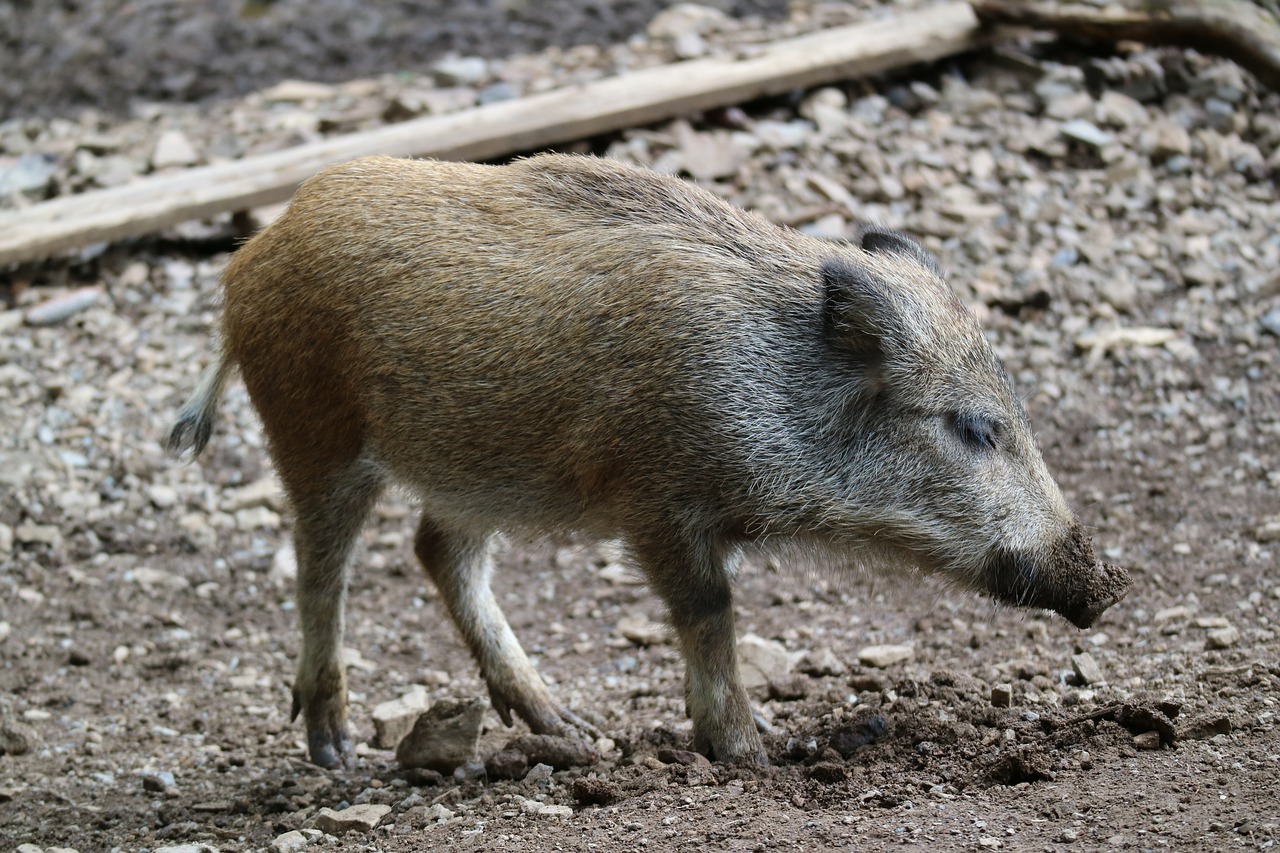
[0,2,992,267]
[972,0,1280,90]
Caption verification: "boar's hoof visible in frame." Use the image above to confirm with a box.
[307,726,353,769]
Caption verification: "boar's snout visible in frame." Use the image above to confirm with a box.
[987,524,1131,629]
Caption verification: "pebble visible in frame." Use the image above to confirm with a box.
[313,803,391,834]
[737,633,791,689]
[0,153,57,195]
[371,686,431,749]
[270,830,311,852]
[1061,119,1113,149]
[617,612,669,646]
[154,845,219,853]
[797,647,846,677]
[857,644,914,669]
[991,684,1013,708]
[1205,626,1240,650]
[1260,309,1280,338]
[395,697,488,772]
[151,129,200,169]
[24,287,103,326]
[432,56,489,86]
[1070,652,1105,686]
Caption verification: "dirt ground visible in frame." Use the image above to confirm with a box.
[2,2,1279,852]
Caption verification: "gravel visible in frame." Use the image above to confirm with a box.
[1,2,1279,852]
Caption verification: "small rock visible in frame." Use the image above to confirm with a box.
[24,287,103,326]
[672,30,706,59]
[991,684,1013,708]
[222,476,283,512]
[1096,91,1146,128]
[517,796,573,818]
[432,56,489,86]
[737,633,790,689]
[0,152,57,195]
[524,762,555,786]
[154,845,219,853]
[0,523,12,553]
[1205,626,1240,649]
[425,803,455,821]
[1260,309,1280,339]
[1045,91,1093,120]
[1253,516,1280,540]
[1154,605,1193,622]
[857,644,913,669]
[1070,652,1105,686]
[313,803,391,834]
[269,544,298,588]
[1058,827,1079,842]
[396,697,488,772]
[806,762,847,784]
[142,770,176,792]
[1061,119,1113,148]
[617,613,669,646]
[0,722,39,756]
[371,686,431,749]
[152,130,199,169]
[1140,119,1191,158]
[646,3,728,39]
[270,830,310,853]
[1133,731,1162,750]
[979,835,1003,849]
[147,484,180,509]
[767,674,810,701]
[797,647,846,677]
[261,79,336,102]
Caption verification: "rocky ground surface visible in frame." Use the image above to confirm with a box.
[2,2,1280,852]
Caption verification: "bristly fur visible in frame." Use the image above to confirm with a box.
[172,153,1127,768]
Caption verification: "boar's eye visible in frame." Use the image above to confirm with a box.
[948,412,1002,453]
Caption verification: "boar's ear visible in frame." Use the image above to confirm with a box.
[821,258,891,361]
[857,224,942,277]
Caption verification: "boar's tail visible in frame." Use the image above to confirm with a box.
[166,354,233,460]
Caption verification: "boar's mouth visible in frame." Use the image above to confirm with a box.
[985,525,1131,629]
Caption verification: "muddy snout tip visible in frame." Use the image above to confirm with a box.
[1063,561,1132,630]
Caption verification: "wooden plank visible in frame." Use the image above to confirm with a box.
[0,3,988,267]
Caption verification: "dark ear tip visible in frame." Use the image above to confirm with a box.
[857,224,942,276]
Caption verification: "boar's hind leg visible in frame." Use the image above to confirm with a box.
[288,458,384,768]
[636,536,767,766]
[415,516,593,737]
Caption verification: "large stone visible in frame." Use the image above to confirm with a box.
[313,803,391,834]
[857,644,914,668]
[395,697,488,772]
[371,686,431,749]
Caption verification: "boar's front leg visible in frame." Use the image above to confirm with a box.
[635,535,767,766]
[415,517,595,737]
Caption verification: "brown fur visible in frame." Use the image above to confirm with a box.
[169,154,1129,767]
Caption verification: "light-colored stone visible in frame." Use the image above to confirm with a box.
[261,79,336,102]
[1070,652,1105,685]
[313,803,391,834]
[372,686,431,749]
[270,829,310,852]
[737,633,790,689]
[617,613,669,647]
[152,129,199,169]
[1205,626,1240,649]
[14,523,61,548]
[857,644,914,668]
[147,484,180,509]
[395,697,488,772]
[221,476,283,512]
